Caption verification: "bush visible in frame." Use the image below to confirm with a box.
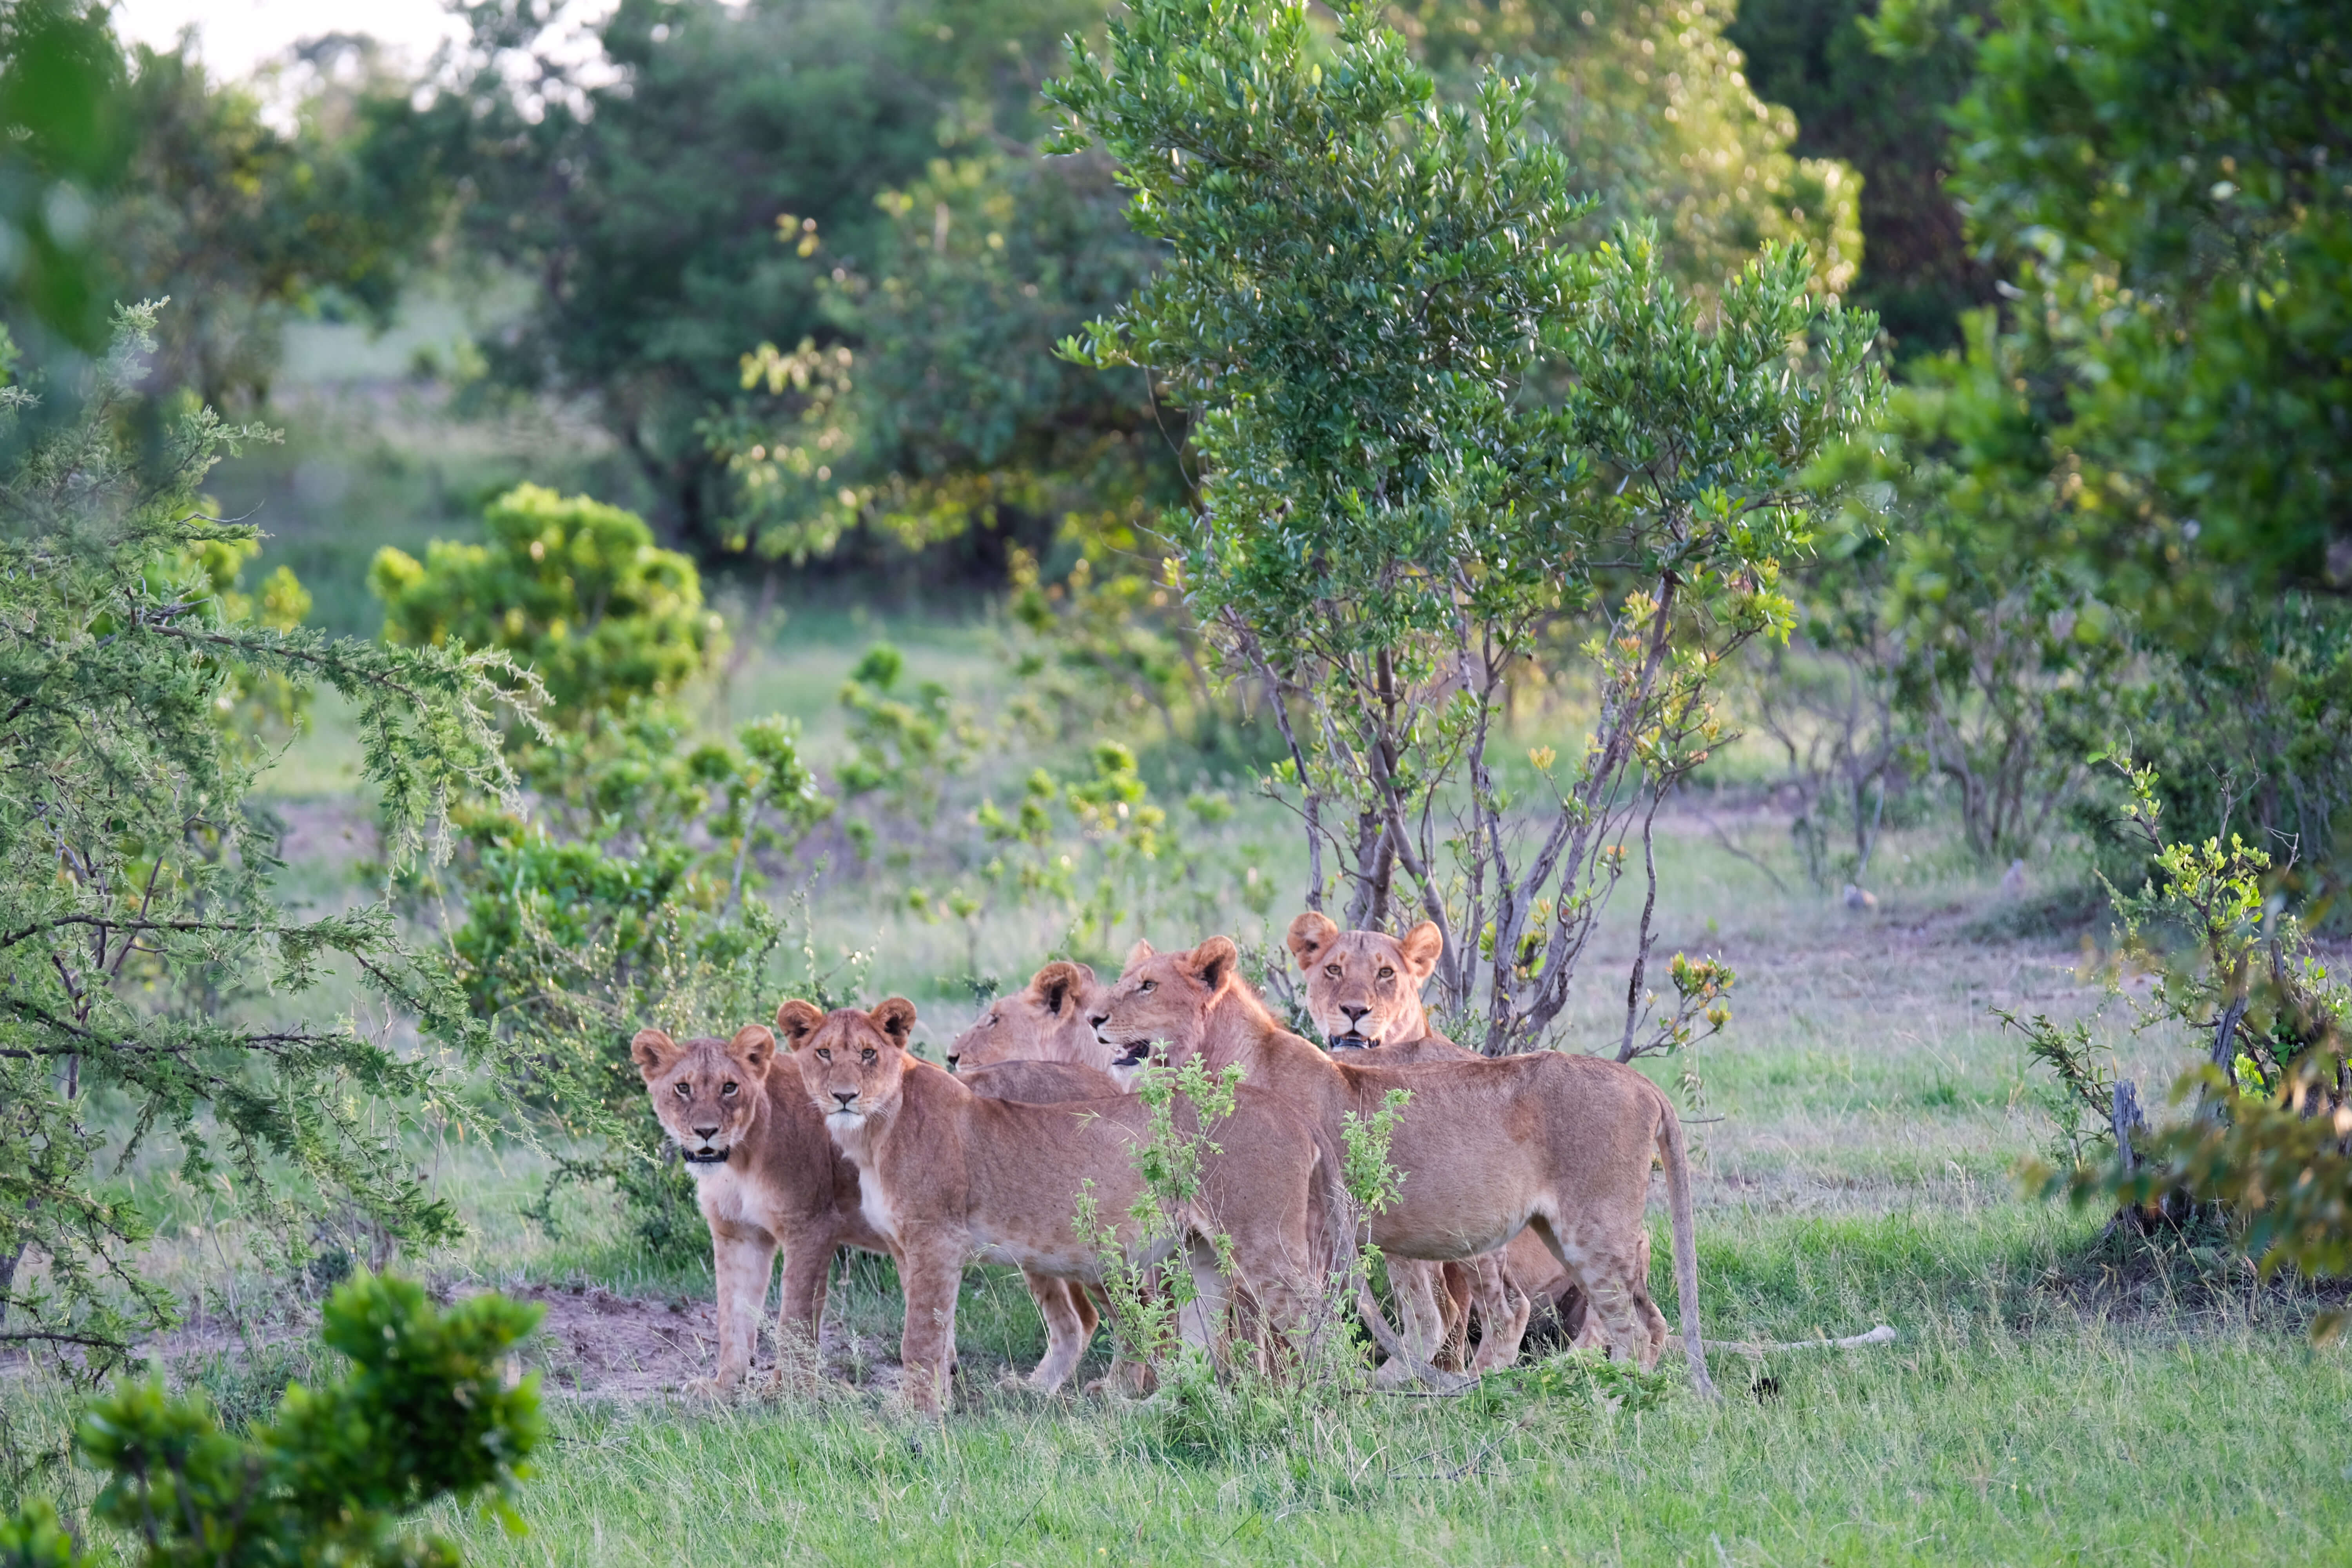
[370,484,723,728]
[1,1272,543,1567]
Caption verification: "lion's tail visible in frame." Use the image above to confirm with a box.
[1656,1098,1719,1401]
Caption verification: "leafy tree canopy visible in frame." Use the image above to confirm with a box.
[1873,0,2352,608]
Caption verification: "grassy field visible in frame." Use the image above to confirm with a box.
[9,597,2347,1567]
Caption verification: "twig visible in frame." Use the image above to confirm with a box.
[1697,808,1788,895]
[1691,1324,1897,1356]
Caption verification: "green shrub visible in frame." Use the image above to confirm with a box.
[370,484,722,727]
[0,1272,543,1568]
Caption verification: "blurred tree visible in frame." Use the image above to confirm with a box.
[1396,0,1861,297]
[2,1272,543,1566]
[370,483,725,729]
[1820,0,2352,882]
[410,0,1103,553]
[100,34,447,408]
[0,0,131,360]
[1725,0,1995,352]
[1876,0,2352,607]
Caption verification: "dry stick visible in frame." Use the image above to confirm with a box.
[1690,1324,1897,1356]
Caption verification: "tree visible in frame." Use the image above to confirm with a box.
[1820,0,2352,882]
[407,0,1103,552]
[1726,0,1996,352]
[369,486,831,1256]
[98,35,447,410]
[0,0,132,362]
[1049,0,1881,1053]
[2,1272,543,1566]
[0,305,532,1363]
[1398,0,1862,298]
[370,484,724,730]
[1880,0,2351,607]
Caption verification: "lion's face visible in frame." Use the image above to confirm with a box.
[1287,911,1443,1049]
[777,997,918,1133]
[1090,936,1240,1077]
[947,961,1100,1072]
[633,1025,775,1163]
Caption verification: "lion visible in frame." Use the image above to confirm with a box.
[635,1025,1099,1394]
[1092,934,1716,1397]
[633,1024,892,1392]
[1289,912,1618,1363]
[947,961,1110,1073]
[779,996,1330,1414]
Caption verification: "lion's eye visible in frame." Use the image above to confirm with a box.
[1377,966,1395,980]
[861,1048,877,1064]
[721,1081,738,1097]
[1138,980,1156,993]
[815,1048,831,1062]
[673,1082,691,1098]
[1325,965,1342,979]
[988,1014,999,1026]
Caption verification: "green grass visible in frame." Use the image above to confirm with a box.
[419,1268,2350,1567]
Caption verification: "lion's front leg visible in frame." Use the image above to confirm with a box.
[893,1236,963,1415]
[771,1230,841,1387]
[697,1229,776,1393]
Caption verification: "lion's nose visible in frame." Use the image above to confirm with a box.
[831,1090,858,1108]
[945,1053,960,1071]
[1341,1004,1369,1023]
[1089,1014,1108,1028]
[693,1125,720,1140]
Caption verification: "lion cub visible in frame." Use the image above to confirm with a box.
[781,996,1327,1414]
[633,1024,891,1391]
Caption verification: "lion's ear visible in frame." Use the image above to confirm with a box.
[1287,911,1339,969]
[1186,935,1240,993]
[728,1024,776,1076]
[870,996,917,1047]
[1121,938,1155,975]
[1399,921,1444,982]
[774,1000,824,1050]
[630,1029,680,1080]
[1033,960,1089,1018]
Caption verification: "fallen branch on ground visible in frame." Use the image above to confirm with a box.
[1693,1324,1898,1355]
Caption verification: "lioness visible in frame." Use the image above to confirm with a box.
[633,1024,892,1391]
[948,961,1110,1073]
[1093,935,1717,1397]
[1288,913,1553,1371]
[635,1025,1100,1392]
[781,996,1328,1414]
[1290,912,1616,1365]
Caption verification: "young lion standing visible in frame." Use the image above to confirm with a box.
[781,996,1330,1413]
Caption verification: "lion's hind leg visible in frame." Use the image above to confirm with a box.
[1466,1250,1532,1372]
[1020,1270,1092,1395]
[1526,1213,1661,1372]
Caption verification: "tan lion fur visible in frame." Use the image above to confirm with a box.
[947,961,1110,1073]
[633,1025,891,1391]
[1290,912,1618,1368]
[1095,934,1717,1397]
[636,1027,1105,1393]
[781,996,1329,1414]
